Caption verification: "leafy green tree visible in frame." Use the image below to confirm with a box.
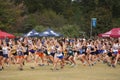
[22,10,67,33]
[0,0,26,33]
[60,25,80,37]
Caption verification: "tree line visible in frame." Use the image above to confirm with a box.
[0,0,120,37]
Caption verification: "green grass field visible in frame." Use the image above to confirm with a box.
[0,62,120,80]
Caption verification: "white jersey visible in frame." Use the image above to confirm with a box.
[50,45,55,52]
[2,46,8,54]
[76,43,80,48]
[17,45,23,52]
[112,43,119,52]
[87,44,92,49]
[56,47,63,57]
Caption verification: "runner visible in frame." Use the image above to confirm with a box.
[51,41,64,70]
[2,42,10,68]
[0,45,3,71]
[67,41,76,67]
[16,41,25,70]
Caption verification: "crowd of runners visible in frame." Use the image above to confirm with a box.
[0,37,120,71]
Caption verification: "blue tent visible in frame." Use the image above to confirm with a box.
[39,29,62,37]
[24,29,39,37]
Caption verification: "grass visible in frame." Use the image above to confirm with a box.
[0,62,120,80]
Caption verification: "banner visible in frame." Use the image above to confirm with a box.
[91,18,97,28]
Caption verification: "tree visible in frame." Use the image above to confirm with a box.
[0,0,26,33]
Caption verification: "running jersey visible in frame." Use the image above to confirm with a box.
[76,43,80,48]
[17,45,24,56]
[91,47,94,51]
[112,43,119,52]
[56,47,63,57]
[25,45,29,52]
[50,45,55,53]
[87,44,92,49]
[98,44,102,50]
[81,46,87,54]
[2,46,8,54]
[67,45,73,55]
